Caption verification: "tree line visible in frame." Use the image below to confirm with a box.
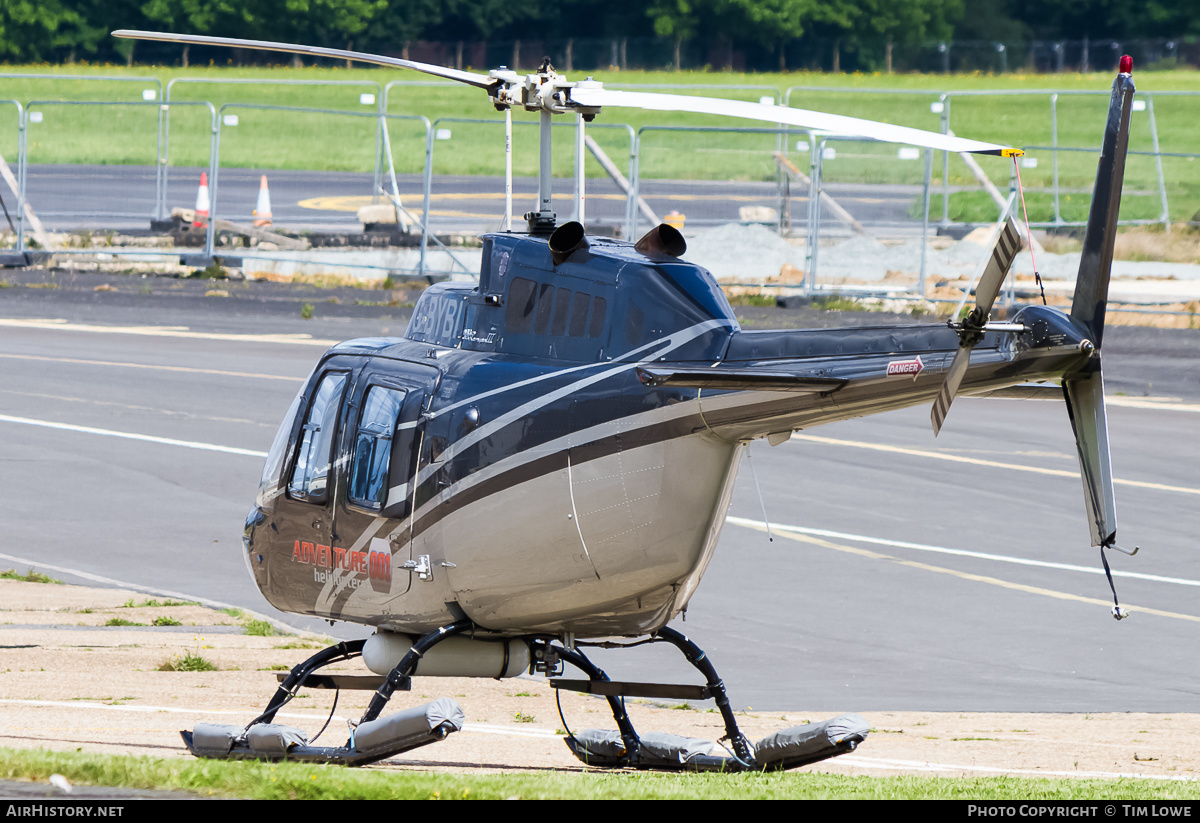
[2,0,1196,69]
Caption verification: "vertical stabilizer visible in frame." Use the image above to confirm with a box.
[1064,57,1137,556]
[1063,367,1117,547]
[1070,61,1134,349]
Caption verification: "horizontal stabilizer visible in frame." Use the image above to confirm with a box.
[637,366,845,393]
[966,384,1064,400]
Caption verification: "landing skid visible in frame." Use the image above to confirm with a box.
[177,622,866,772]
[548,627,869,772]
[180,624,474,766]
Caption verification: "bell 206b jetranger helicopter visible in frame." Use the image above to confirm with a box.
[116,30,1140,772]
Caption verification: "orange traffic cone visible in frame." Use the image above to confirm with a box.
[193,171,210,227]
[253,175,272,227]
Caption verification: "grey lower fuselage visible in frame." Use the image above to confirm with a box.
[245,303,1092,639]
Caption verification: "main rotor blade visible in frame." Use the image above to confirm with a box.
[571,88,1014,156]
[112,30,498,90]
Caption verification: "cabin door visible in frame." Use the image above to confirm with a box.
[327,368,433,615]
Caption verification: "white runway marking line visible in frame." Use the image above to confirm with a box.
[0,552,316,638]
[728,518,1200,624]
[725,516,1200,588]
[791,433,1200,497]
[0,318,339,347]
[0,352,304,382]
[0,552,252,615]
[1107,395,1200,413]
[838,754,1194,782]
[0,699,559,740]
[0,414,269,458]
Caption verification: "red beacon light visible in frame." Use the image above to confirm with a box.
[1120,54,1133,74]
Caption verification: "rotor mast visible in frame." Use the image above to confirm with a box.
[490,61,600,233]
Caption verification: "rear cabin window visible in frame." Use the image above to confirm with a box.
[288,372,347,503]
[624,302,644,345]
[504,276,610,355]
[551,288,572,336]
[348,386,407,510]
[506,277,537,334]
[569,292,590,337]
[534,283,555,334]
[589,296,608,338]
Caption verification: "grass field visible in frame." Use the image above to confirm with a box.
[3,747,1198,800]
[1,63,1199,224]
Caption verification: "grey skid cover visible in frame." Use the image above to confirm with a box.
[570,729,627,760]
[354,697,465,753]
[191,724,244,756]
[755,713,869,768]
[247,723,309,754]
[638,731,716,765]
[570,729,716,766]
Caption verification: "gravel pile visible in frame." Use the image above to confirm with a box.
[683,223,1200,301]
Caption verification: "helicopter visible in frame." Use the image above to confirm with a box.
[114,30,1139,772]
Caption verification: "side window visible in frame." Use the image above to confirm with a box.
[534,283,555,334]
[625,302,645,345]
[288,372,347,504]
[506,277,537,334]
[551,288,572,336]
[348,387,407,510]
[589,295,608,338]
[569,292,590,337]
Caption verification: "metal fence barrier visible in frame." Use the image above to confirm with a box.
[15,100,217,262]
[424,116,636,233]
[1,73,1197,292]
[784,85,1200,232]
[164,77,388,223]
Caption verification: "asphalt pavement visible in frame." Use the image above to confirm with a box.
[19,165,917,235]
[0,271,1197,712]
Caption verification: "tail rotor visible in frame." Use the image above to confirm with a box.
[930,217,1022,435]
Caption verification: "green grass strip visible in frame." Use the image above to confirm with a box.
[0,747,1196,799]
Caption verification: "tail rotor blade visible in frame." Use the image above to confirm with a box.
[974,218,1022,317]
[930,346,970,436]
[929,216,1023,436]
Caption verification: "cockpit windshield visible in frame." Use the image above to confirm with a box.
[257,385,304,509]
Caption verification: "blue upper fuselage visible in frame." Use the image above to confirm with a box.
[403,232,740,364]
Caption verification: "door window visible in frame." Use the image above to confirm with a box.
[288,372,347,503]
[348,386,408,510]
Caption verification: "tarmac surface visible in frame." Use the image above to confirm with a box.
[1,579,1198,791]
[0,266,1198,791]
